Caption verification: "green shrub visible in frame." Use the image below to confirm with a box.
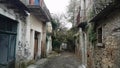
[20,62,27,68]
[88,24,97,43]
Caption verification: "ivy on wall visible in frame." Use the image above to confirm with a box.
[88,23,97,43]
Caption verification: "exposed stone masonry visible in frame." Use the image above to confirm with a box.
[94,10,120,68]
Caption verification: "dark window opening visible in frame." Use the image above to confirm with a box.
[0,19,17,33]
[97,27,102,43]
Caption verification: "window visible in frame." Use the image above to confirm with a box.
[96,26,104,47]
[97,27,102,43]
[35,0,40,5]
[0,20,17,33]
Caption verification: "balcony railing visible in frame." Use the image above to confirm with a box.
[23,0,51,22]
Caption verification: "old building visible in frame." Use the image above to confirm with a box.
[0,0,29,68]
[75,0,120,68]
[0,0,52,68]
[21,0,51,59]
[89,0,120,68]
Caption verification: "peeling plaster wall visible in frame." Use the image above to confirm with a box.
[16,11,44,67]
[29,14,43,60]
[0,4,30,68]
[46,36,52,55]
[16,19,29,62]
[30,15,42,32]
[94,10,120,68]
[41,23,47,57]
[46,22,52,55]
[0,4,16,20]
[0,3,46,68]
[75,28,87,68]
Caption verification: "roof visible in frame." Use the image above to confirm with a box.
[90,0,120,22]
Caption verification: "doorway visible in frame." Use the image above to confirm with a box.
[34,31,40,60]
[0,16,17,68]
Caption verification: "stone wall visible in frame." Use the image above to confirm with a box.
[94,10,120,68]
[87,42,94,68]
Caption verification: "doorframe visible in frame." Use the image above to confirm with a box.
[34,31,41,60]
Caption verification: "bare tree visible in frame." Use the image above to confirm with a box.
[67,0,80,27]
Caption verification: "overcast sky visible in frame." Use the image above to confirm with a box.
[44,0,69,14]
[44,0,72,29]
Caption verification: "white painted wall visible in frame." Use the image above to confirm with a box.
[0,4,16,20]
[46,36,52,55]
[0,5,29,63]
[79,28,87,68]
[29,14,43,60]
[46,22,52,55]
[0,4,46,67]
[30,15,43,32]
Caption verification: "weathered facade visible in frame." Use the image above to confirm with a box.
[0,1,29,68]
[93,10,120,68]
[75,0,120,68]
[90,0,120,68]
[46,22,53,55]
[75,0,88,68]
[0,0,52,68]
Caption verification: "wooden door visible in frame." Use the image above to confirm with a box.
[0,18,17,68]
[34,35,38,59]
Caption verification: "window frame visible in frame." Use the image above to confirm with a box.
[96,26,103,47]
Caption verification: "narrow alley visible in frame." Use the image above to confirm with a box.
[0,0,120,68]
[28,52,82,68]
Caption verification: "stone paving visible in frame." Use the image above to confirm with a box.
[27,52,82,68]
[38,52,81,68]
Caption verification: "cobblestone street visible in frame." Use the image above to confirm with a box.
[37,52,81,68]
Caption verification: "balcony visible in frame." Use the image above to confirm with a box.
[76,8,87,29]
[0,0,29,16]
[90,0,120,22]
[22,0,51,22]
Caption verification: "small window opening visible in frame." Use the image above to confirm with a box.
[97,27,102,43]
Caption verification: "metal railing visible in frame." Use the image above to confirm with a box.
[23,0,51,20]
